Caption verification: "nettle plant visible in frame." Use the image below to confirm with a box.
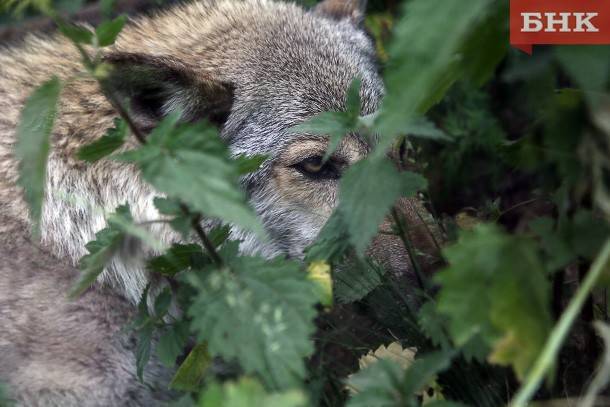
[11,0,610,406]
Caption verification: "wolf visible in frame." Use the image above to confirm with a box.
[0,0,440,404]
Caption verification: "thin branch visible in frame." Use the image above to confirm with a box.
[191,214,224,266]
[99,82,147,144]
[390,207,430,293]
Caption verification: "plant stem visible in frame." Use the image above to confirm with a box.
[180,204,223,266]
[192,216,224,266]
[390,207,429,293]
[99,82,148,145]
[511,238,610,407]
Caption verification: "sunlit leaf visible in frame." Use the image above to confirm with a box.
[198,377,307,407]
[187,250,318,389]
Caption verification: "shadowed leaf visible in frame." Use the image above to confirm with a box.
[15,77,61,235]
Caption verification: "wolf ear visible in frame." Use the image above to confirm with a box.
[314,0,367,25]
[102,52,234,131]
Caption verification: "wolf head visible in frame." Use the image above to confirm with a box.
[0,0,440,303]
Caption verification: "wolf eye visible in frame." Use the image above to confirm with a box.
[293,156,341,180]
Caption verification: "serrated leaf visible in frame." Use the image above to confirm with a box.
[15,77,61,235]
[77,118,127,162]
[402,351,453,398]
[374,0,497,150]
[417,301,450,349]
[69,204,133,298]
[116,115,263,235]
[95,14,127,47]
[170,343,212,392]
[347,349,452,406]
[58,22,94,44]
[338,157,427,254]
[347,359,405,407]
[153,287,172,318]
[199,377,307,407]
[187,255,318,389]
[334,258,385,304]
[435,224,552,379]
[157,320,190,367]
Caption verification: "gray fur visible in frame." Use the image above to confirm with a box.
[0,0,440,405]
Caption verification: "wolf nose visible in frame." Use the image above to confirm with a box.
[366,197,443,285]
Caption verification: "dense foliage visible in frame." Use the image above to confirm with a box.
[5,0,610,405]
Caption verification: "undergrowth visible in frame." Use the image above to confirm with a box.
[6,0,610,405]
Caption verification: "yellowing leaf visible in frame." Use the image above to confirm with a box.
[307,260,333,307]
[435,224,552,379]
[357,342,417,371]
[170,343,212,392]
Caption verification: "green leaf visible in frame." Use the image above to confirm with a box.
[570,210,610,260]
[58,22,94,44]
[77,118,127,162]
[187,254,319,389]
[403,117,451,141]
[15,77,61,235]
[69,204,134,298]
[170,343,212,392]
[136,322,154,382]
[235,154,268,175]
[435,224,552,379]
[153,287,172,318]
[132,284,154,383]
[338,157,427,254]
[116,115,263,235]
[153,197,194,238]
[347,350,453,407]
[529,216,575,272]
[334,258,385,304]
[289,78,361,161]
[95,14,127,47]
[199,377,307,407]
[347,359,406,407]
[374,0,496,150]
[305,211,351,263]
[157,320,190,367]
[555,46,610,104]
[147,243,206,276]
[417,301,450,349]
[402,351,453,398]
